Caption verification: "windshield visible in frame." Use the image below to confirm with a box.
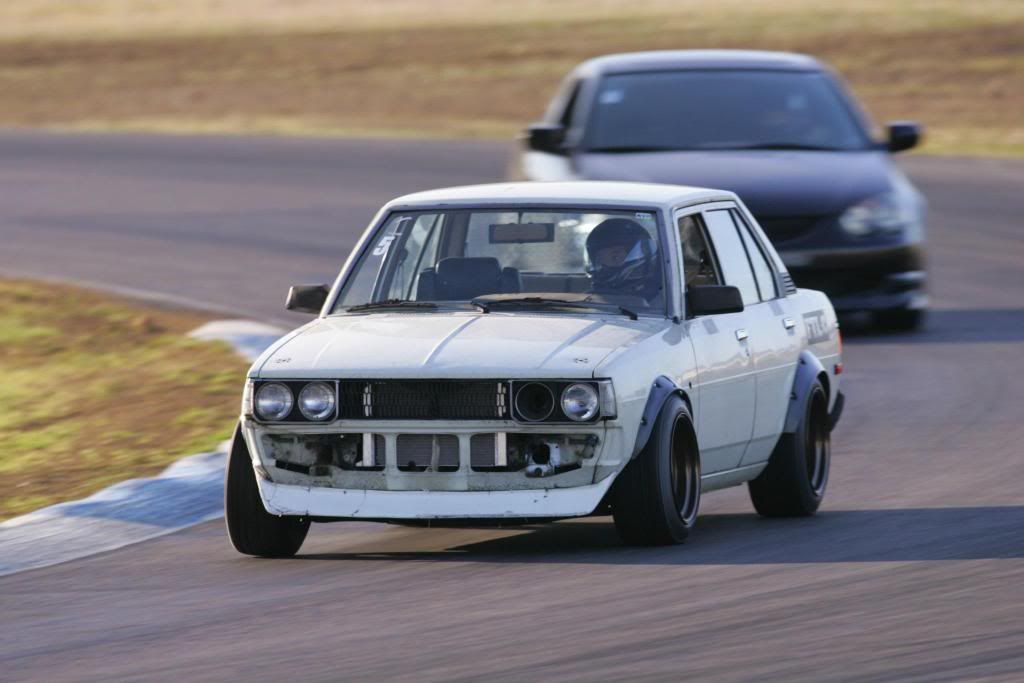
[584,70,870,152]
[332,208,666,315]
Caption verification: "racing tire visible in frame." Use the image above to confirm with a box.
[611,395,701,546]
[225,424,309,557]
[748,379,830,517]
[875,308,925,332]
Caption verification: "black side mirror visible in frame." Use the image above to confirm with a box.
[524,123,567,154]
[886,121,922,153]
[687,285,744,316]
[286,284,329,314]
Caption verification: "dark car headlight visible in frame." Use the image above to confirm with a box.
[255,382,293,421]
[839,191,916,237]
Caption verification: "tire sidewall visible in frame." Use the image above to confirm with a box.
[650,395,701,541]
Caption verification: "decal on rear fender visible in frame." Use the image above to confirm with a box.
[804,310,830,344]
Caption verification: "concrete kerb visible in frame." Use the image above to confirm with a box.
[0,320,285,577]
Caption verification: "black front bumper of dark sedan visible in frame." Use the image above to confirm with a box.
[779,243,927,312]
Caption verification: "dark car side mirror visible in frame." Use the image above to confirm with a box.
[286,284,329,314]
[687,285,744,317]
[886,121,922,153]
[524,123,567,154]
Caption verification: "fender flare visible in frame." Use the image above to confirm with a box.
[783,351,828,434]
[630,375,688,459]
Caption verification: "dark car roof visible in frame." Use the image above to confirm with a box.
[577,50,824,76]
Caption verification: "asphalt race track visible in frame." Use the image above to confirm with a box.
[2,132,1024,681]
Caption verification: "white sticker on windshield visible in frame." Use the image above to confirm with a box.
[599,89,624,105]
[372,235,396,256]
[635,212,653,221]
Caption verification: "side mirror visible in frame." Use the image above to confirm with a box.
[687,285,744,316]
[886,121,922,153]
[524,123,567,154]
[286,284,329,314]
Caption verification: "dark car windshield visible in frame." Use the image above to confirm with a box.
[331,208,667,316]
[584,70,870,152]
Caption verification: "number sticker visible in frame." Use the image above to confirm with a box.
[372,235,396,256]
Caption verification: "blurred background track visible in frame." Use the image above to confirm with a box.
[1,132,1023,680]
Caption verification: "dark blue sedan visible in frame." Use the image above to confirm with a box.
[513,50,927,330]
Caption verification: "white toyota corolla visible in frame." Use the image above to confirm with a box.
[227,181,843,556]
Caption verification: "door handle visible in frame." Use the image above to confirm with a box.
[735,329,749,341]
[783,317,796,329]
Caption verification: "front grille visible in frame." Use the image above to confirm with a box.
[758,216,823,245]
[339,380,508,420]
[396,434,459,471]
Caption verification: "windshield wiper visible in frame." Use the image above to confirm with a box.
[346,299,437,312]
[472,296,638,321]
[586,145,686,153]
[713,142,845,151]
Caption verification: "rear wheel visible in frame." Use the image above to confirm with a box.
[225,425,309,557]
[612,395,701,545]
[748,379,830,516]
[875,308,925,332]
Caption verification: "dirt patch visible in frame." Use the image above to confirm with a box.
[0,279,249,521]
[0,1,1020,154]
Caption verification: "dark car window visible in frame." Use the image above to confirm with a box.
[584,70,869,152]
[704,210,760,306]
[731,210,778,300]
[677,213,721,289]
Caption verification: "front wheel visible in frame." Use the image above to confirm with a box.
[225,424,309,557]
[748,379,830,517]
[611,395,701,545]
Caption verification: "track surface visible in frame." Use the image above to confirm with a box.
[2,132,1024,681]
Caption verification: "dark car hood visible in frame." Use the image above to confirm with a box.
[574,150,894,216]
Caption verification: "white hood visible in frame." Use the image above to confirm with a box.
[254,312,667,379]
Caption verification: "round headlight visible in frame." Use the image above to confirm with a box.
[561,383,599,422]
[298,382,336,421]
[255,382,293,421]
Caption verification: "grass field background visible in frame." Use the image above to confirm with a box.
[0,0,1021,155]
[0,280,248,520]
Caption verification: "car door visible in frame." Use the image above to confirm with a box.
[676,207,756,474]
[726,208,803,466]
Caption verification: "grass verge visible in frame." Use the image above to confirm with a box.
[0,279,249,521]
[0,0,1021,155]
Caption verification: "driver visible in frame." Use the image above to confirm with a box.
[585,218,662,302]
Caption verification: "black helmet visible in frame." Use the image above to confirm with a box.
[585,218,660,299]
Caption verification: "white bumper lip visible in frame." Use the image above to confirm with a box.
[257,477,616,519]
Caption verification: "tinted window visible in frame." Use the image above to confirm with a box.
[704,210,759,306]
[677,213,720,288]
[733,210,778,300]
[585,70,868,152]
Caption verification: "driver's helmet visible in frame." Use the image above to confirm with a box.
[585,218,660,300]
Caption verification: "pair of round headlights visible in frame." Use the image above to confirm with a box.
[515,382,599,422]
[255,382,335,421]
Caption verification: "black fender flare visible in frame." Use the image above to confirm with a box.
[783,351,828,434]
[630,375,689,459]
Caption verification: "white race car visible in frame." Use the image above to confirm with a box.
[226,181,843,556]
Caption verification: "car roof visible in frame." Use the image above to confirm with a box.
[577,49,824,76]
[385,181,736,210]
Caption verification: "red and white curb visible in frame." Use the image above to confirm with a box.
[0,320,284,577]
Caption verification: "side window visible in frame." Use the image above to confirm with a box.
[383,214,442,300]
[703,210,759,306]
[732,210,778,300]
[559,81,582,129]
[677,213,721,288]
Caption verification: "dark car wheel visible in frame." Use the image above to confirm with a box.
[225,424,309,557]
[875,308,925,332]
[612,395,701,546]
[749,379,830,517]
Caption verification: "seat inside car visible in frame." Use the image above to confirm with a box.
[417,257,522,301]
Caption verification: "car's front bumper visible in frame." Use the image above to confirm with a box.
[780,244,927,312]
[240,417,629,520]
[257,476,616,519]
